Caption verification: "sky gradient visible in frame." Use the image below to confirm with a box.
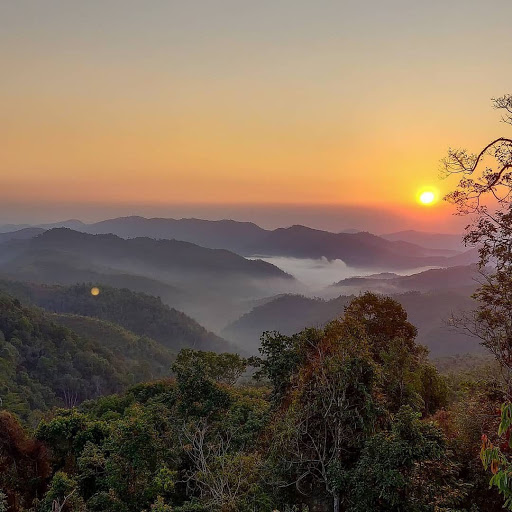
[2,1,512,231]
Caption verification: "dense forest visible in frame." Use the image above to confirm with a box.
[0,292,505,511]
[0,292,177,423]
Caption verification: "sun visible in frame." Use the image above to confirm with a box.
[418,190,436,205]
[90,287,100,296]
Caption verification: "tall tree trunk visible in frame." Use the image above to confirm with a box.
[304,496,332,511]
[334,492,340,512]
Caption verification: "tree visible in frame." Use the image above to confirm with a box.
[181,418,266,512]
[261,317,379,512]
[256,294,448,511]
[37,472,84,512]
[346,406,449,512]
[0,411,50,511]
[176,370,270,511]
[443,94,512,508]
[172,349,247,387]
[444,95,512,386]
[343,292,418,361]
[0,491,7,512]
[345,293,446,417]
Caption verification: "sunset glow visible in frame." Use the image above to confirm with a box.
[419,191,435,205]
[1,1,511,231]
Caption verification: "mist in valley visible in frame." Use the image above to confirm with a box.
[249,255,441,296]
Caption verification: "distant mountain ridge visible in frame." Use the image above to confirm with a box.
[0,217,475,270]
[331,264,480,295]
[0,227,45,243]
[242,225,465,268]
[381,230,465,251]
[1,228,292,280]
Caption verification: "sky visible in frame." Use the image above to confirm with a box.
[1,0,512,232]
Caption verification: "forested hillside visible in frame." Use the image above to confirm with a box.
[0,280,233,353]
[0,294,141,421]
[51,314,174,380]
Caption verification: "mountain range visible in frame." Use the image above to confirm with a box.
[0,217,476,271]
[0,228,299,330]
[381,230,466,251]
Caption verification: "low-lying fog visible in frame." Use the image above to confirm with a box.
[250,256,439,292]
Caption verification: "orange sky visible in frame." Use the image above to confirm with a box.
[1,1,512,229]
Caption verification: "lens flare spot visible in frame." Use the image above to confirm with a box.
[90,287,100,296]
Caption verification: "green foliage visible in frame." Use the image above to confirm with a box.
[256,293,451,510]
[252,327,321,401]
[0,280,228,353]
[0,293,135,421]
[0,291,485,512]
[342,291,418,359]
[37,471,85,512]
[149,496,174,511]
[53,313,175,382]
[481,403,512,510]
[0,411,50,511]
[0,491,7,512]
[172,349,247,386]
[346,406,448,511]
[13,367,268,512]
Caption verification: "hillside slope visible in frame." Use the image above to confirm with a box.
[331,264,480,295]
[381,230,465,251]
[241,225,464,268]
[16,228,291,279]
[0,294,135,420]
[51,313,174,380]
[0,281,234,353]
[223,290,480,356]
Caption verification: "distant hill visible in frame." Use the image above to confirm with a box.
[0,223,32,233]
[83,218,462,267]
[0,220,87,233]
[223,290,480,356]
[86,216,267,251]
[241,225,460,268]
[0,249,186,302]
[37,219,87,230]
[0,228,45,243]
[443,248,479,267]
[223,294,353,352]
[2,228,291,280]
[331,264,481,295]
[0,281,234,354]
[381,230,465,251]
[432,352,495,375]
